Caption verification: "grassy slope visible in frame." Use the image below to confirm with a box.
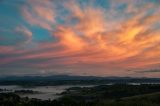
[98,92,160,106]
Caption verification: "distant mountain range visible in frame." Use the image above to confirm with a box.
[0,75,102,81]
[0,75,160,86]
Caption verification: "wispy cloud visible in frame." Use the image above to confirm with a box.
[0,0,160,76]
[136,69,160,73]
[22,0,56,30]
[15,25,32,44]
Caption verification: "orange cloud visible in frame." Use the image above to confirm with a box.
[19,1,159,70]
[48,1,160,70]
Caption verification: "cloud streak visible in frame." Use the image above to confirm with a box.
[22,0,56,30]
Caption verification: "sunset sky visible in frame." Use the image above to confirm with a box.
[0,0,160,77]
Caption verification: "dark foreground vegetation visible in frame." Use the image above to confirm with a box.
[0,84,160,106]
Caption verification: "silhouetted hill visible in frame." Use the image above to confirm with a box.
[0,75,160,86]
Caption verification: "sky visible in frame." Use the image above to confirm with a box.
[0,0,160,77]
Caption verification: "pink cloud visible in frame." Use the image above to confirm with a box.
[22,0,56,30]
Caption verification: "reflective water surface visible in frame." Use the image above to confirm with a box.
[0,85,94,100]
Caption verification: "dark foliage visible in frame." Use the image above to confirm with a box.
[0,84,160,106]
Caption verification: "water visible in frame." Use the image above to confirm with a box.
[0,85,94,100]
[1,83,160,100]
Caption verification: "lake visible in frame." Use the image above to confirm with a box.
[0,85,94,100]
